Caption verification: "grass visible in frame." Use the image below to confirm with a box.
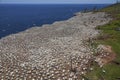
[86,63,120,80]
[86,3,120,80]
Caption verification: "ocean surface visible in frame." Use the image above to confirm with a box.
[0,4,110,38]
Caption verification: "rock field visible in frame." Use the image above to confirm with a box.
[0,12,111,79]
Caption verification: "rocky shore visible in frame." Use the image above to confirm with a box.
[0,12,111,79]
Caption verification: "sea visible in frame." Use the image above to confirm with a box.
[0,4,110,38]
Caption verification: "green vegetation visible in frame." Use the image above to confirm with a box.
[86,63,120,80]
[86,3,120,80]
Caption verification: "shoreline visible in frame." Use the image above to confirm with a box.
[0,11,111,79]
[0,4,109,39]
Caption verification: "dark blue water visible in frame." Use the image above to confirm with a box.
[0,4,109,38]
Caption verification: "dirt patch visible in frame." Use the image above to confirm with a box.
[101,45,116,63]
[95,45,116,67]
